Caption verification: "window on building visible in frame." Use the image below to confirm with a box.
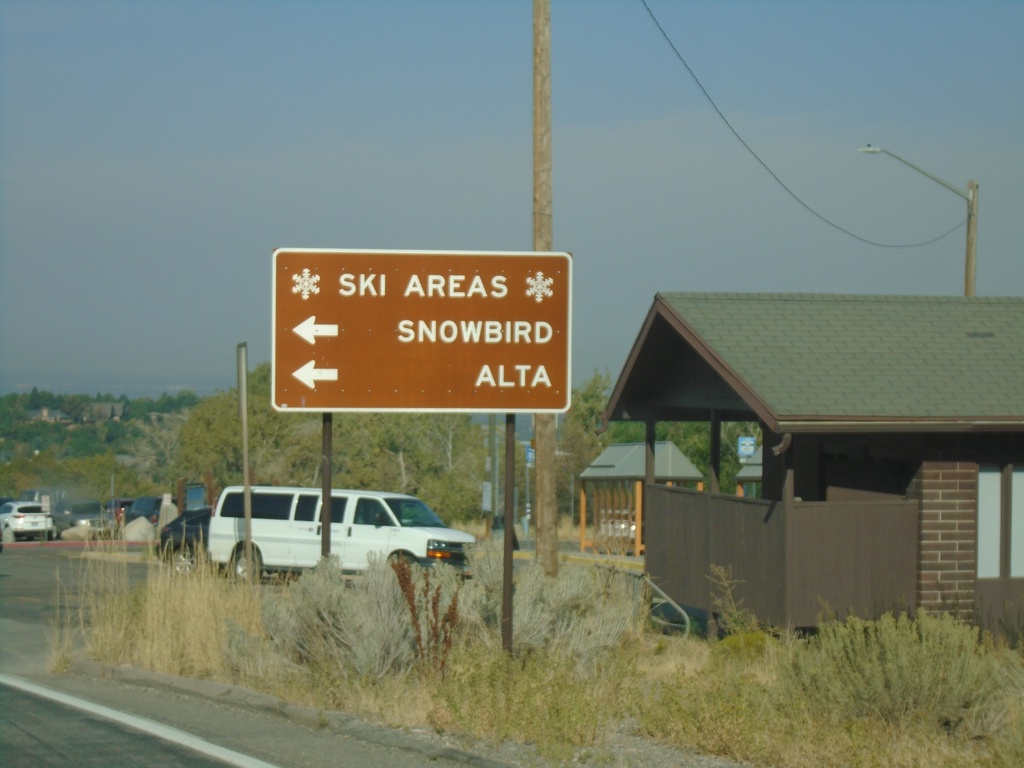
[978,465,1024,579]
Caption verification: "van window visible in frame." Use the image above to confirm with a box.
[220,491,293,520]
[354,498,394,526]
[294,494,318,522]
[384,497,446,528]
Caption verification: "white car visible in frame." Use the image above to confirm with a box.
[0,501,55,541]
[207,486,476,579]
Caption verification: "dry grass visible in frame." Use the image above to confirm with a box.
[65,544,1024,768]
[634,617,1024,768]
[454,514,581,544]
[74,543,264,681]
[49,569,76,672]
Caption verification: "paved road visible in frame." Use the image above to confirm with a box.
[0,543,153,675]
[0,545,508,768]
[0,676,256,768]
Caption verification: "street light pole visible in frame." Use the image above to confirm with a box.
[859,145,978,296]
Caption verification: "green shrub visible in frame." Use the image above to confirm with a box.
[437,643,633,760]
[457,542,641,663]
[261,557,418,682]
[713,630,774,661]
[781,612,999,731]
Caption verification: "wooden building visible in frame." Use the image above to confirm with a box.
[578,441,703,556]
[603,293,1024,634]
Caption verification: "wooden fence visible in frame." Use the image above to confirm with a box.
[645,485,919,628]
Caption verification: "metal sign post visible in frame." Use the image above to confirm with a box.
[237,342,254,580]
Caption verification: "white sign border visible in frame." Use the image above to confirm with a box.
[271,248,573,414]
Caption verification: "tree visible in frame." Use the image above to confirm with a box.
[556,371,614,521]
[333,412,485,523]
[60,394,92,422]
[131,412,189,486]
[0,448,155,501]
[608,419,762,492]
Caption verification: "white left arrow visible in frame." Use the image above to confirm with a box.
[293,360,338,389]
[293,315,339,344]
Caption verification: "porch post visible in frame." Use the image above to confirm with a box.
[639,420,656,557]
[579,480,588,552]
[645,419,655,496]
[709,410,721,494]
[783,448,795,510]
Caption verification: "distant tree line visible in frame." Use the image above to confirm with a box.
[0,368,758,522]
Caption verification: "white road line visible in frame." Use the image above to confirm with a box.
[0,674,282,768]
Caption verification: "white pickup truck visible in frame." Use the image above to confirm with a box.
[207,485,475,579]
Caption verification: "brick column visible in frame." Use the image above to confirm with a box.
[911,461,978,618]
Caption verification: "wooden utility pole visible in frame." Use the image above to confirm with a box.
[965,180,978,297]
[533,0,558,577]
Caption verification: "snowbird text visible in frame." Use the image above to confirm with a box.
[397,319,553,344]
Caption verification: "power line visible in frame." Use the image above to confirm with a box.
[638,0,966,250]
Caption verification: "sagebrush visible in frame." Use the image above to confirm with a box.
[782,611,999,731]
[69,543,1024,768]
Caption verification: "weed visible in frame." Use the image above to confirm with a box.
[390,558,460,678]
[707,563,759,636]
[49,570,75,672]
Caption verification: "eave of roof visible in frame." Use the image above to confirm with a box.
[604,293,1024,433]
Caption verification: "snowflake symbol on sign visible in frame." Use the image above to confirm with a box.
[525,271,554,303]
[291,268,321,300]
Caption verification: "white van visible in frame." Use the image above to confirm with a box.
[207,486,475,579]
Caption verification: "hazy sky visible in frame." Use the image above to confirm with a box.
[2,0,1022,398]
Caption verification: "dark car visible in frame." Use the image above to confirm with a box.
[159,507,212,574]
[106,497,134,524]
[124,496,164,526]
[54,498,114,539]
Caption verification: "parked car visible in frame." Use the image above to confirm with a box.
[207,486,476,579]
[0,501,55,541]
[55,499,115,539]
[106,497,134,524]
[17,487,70,513]
[159,507,212,574]
[0,496,13,553]
[124,496,164,526]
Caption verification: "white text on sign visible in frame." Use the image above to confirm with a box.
[338,273,510,299]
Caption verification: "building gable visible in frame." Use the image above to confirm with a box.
[605,293,1024,433]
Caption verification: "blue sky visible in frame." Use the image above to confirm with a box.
[2,0,1022,397]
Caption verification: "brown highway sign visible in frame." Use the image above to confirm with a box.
[272,249,572,413]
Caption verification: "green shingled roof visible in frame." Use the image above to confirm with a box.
[657,293,1024,423]
[580,441,704,482]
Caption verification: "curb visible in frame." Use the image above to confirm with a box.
[66,658,511,768]
[2,540,155,549]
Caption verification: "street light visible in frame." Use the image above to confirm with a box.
[859,145,978,296]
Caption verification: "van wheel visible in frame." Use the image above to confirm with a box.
[389,551,417,567]
[232,547,262,582]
